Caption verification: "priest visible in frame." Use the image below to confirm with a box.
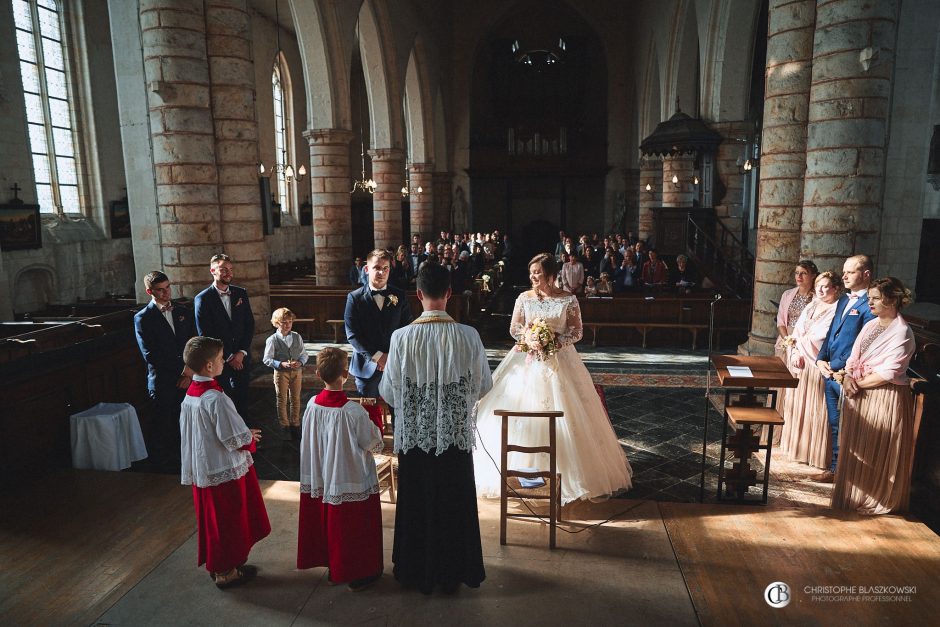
[379,262,493,594]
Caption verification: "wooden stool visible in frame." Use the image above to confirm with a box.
[495,409,564,549]
[352,397,396,502]
[717,406,784,504]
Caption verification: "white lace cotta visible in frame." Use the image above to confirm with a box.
[473,292,633,504]
[180,387,254,488]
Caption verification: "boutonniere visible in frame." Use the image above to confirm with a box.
[388,294,399,306]
[177,314,186,322]
[235,298,244,307]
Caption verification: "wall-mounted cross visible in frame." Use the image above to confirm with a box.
[10,182,21,200]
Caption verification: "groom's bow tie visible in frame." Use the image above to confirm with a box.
[372,289,389,297]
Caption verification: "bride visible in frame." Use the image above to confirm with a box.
[473,253,632,504]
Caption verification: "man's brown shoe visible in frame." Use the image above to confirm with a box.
[810,470,834,483]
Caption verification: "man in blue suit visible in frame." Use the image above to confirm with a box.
[194,254,255,415]
[814,254,876,482]
[345,249,415,397]
[134,270,195,467]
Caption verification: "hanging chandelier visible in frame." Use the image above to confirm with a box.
[351,22,376,195]
[258,0,305,183]
[400,167,422,197]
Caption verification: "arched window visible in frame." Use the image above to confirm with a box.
[12,0,83,215]
[272,61,291,214]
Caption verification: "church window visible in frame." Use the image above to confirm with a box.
[272,61,291,214]
[13,0,83,215]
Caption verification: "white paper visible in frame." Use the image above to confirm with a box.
[726,366,753,377]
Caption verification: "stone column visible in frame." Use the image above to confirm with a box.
[432,171,452,233]
[800,0,899,271]
[368,148,405,250]
[408,162,434,240]
[661,155,694,207]
[140,0,222,297]
[745,0,816,356]
[306,128,354,285]
[637,158,662,242]
[206,0,269,329]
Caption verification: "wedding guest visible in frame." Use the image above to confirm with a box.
[582,246,600,279]
[596,272,613,295]
[614,253,638,292]
[559,252,585,294]
[832,277,916,514]
[671,255,698,293]
[390,245,413,289]
[641,249,668,287]
[348,257,365,287]
[584,276,598,297]
[262,307,309,440]
[779,272,841,468]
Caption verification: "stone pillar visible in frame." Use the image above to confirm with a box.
[306,128,354,285]
[661,155,694,207]
[743,0,816,356]
[432,171,452,233]
[800,0,899,271]
[408,162,434,240]
[368,148,405,250]
[141,0,223,297]
[206,0,269,330]
[637,158,662,242]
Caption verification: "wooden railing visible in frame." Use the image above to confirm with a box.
[686,214,754,298]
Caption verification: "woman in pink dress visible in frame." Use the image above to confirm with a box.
[779,272,841,467]
[767,260,818,444]
[831,277,916,515]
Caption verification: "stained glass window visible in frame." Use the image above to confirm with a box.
[13,0,82,214]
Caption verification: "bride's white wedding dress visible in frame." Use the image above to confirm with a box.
[473,291,632,504]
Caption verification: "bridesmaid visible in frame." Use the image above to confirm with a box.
[831,277,916,515]
[779,272,841,468]
[767,260,818,444]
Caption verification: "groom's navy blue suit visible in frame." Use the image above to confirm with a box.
[816,291,875,471]
[344,283,414,397]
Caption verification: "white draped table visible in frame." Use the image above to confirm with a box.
[70,402,148,470]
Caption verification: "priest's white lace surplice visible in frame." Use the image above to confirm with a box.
[380,310,493,455]
[180,389,254,488]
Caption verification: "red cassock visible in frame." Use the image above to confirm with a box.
[297,390,384,583]
[188,380,271,573]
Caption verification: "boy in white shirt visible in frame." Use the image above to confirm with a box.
[297,347,385,591]
[180,336,270,589]
[262,307,309,440]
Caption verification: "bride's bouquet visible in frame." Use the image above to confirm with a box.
[516,317,559,364]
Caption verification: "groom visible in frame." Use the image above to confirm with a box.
[344,248,414,397]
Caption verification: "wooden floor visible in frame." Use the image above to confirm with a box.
[0,470,193,626]
[3,470,940,626]
[661,501,940,626]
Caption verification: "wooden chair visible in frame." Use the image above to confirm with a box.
[352,397,396,503]
[495,409,564,549]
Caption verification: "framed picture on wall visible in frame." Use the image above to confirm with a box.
[0,201,42,250]
[109,199,131,238]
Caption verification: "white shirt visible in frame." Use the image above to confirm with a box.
[299,399,383,504]
[379,310,493,455]
[151,297,175,334]
[215,285,232,318]
[180,375,253,487]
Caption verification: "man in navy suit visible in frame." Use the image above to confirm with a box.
[814,254,876,482]
[134,270,195,466]
[345,249,415,397]
[194,254,255,415]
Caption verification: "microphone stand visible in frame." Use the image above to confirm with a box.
[699,292,721,502]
